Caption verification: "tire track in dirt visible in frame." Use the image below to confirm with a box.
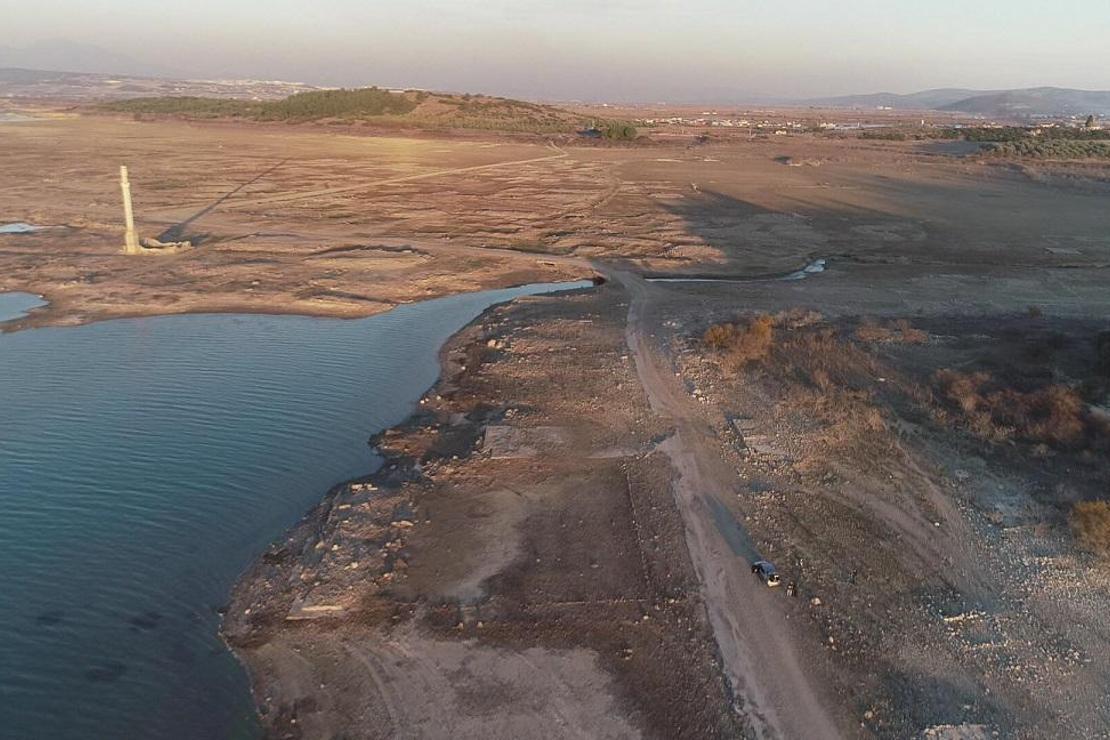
[614,269,842,740]
[207,145,570,210]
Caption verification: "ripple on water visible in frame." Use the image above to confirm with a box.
[0,281,589,739]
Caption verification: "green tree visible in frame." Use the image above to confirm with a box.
[602,122,638,141]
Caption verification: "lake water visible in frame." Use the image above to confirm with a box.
[0,292,47,322]
[0,281,588,739]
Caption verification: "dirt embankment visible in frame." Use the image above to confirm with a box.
[223,285,743,739]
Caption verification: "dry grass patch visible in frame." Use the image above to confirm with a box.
[933,370,1101,448]
[703,314,776,370]
[854,318,928,345]
[1071,501,1110,555]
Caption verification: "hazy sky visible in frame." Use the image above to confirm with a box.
[6,0,1110,101]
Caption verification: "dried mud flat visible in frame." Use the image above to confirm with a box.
[7,115,1108,331]
[5,112,1110,738]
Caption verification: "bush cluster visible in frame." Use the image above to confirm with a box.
[703,315,775,370]
[258,88,418,119]
[105,88,418,121]
[860,130,907,141]
[602,121,638,141]
[109,96,260,118]
[853,319,928,344]
[985,140,1110,160]
[99,88,594,134]
[933,370,1102,447]
[1071,501,1110,556]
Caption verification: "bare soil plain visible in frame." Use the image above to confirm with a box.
[3,110,1109,738]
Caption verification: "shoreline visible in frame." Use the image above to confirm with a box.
[0,270,603,334]
[219,281,743,738]
[219,280,604,734]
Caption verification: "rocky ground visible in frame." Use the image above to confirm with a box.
[223,285,743,739]
[223,270,1110,739]
[669,309,1110,737]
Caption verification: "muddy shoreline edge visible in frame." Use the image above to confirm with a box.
[218,279,618,734]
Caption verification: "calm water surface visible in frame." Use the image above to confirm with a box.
[0,282,587,739]
[0,292,46,321]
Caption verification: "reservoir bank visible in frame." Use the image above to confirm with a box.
[0,281,589,739]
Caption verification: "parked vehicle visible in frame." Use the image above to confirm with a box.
[751,560,781,587]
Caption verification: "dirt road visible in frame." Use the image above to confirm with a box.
[615,270,842,739]
[160,144,570,212]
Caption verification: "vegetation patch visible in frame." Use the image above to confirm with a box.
[984,140,1110,160]
[932,370,1105,448]
[258,88,418,119]
[961,126,1110,143]
[854,318,928,345]
[102,95,261,118]
[703,315,775,369]
[1071,500,1110,556]
[98,87,622,135]
[601,121,639,141]
[104,87,417,121]
[860,130,908,141]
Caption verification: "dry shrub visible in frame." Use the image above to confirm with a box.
[774,308,824,329]
[810,368,832,392]
[702,315,775,370]
[936,370,993,414]
[999,385,1087,445]
[895,320,929,345]
[853,320,893,343]
[787,328,845,388]
[934,370,1094,447]
[1071,501,1110,555]
[854,318,928,345]
[703,323,738,350]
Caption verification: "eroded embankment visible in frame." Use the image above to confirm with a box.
[222,284,742,739]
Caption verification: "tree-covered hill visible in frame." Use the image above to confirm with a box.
[97,87,634,137]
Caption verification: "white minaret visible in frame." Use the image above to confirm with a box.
[120,165,140,254]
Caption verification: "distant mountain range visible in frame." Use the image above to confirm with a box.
[3,39,1109,118]
[806,87,1110,117]
[0,68,316,103]
[0,39,180,79]
[937,88,1110,117]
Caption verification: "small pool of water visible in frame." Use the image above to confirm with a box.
[0,112,38,123]
[783,258,826,280]
[0,291,47,322]
[0,281,589,739]
[0,223,42,234]
[646,258,828,283]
